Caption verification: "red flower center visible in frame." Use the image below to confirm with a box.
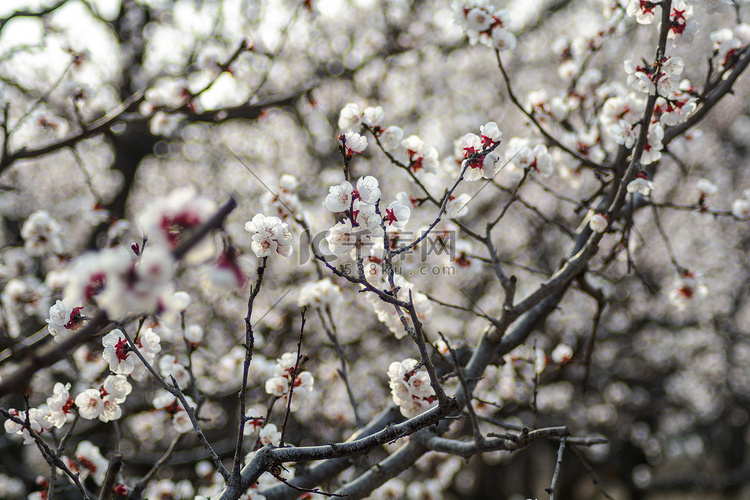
[384,208,398,225]
[84,273,106,301]
[115,338,130,362]
[161,212,201,249]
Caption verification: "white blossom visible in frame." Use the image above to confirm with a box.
[21,210,62,256]
[184,324,204,343]
[46,383,73,428]
[103,375,132,403]
[323,181,355,213]
[326,219,357,255]
[446,194,472,219]
[492,27,517,51]
[75,389,103,420]
[732,198,750,219]
[338,103,362,130]
[388,359,436,418]
[353,202,384,237]
[480,121,502,143]
[298,278,341,307]
[551,344,574,364]
[99,395,123,422]
[401,135,438,174]
[150,111,182,136]
[342,130,368,154]
[383,201,411,229]
[259,424,282,446]
[173,411,193,433]
[244,214,293,258]
[641,124,664,165]
[611,120,639,148]
[627,0,662,24]
[697,178,718,196]
[160,354,191,388]
[466,8,492,31]
[625,60,655,95]
[362,106,385,127]
[139,187,217,251]
[355,176,382,204]
[380,126,404,151]
[4,408,52,444]
[532,145,554,177]
[102,329,136,375]
[46,299,83,342]
[589,213,608,233]
[668,271,708,310]
[265,353,314,412]
[627,176,655,196]
[69,441,108,485]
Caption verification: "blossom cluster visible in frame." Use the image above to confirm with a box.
[626,0,737,47]
[710,24,750,72]
[668,270,708,310]
[63,441,109,486]
[401,135,439,175]
[102,328,162,379]
[4,373,132,448]
[3,0,750,496]
[3,408,52,445]
[452,1,517,51]
[74,375,133,422]
[388,359,436,418]
[338,102,440,175]
[265,352,315,412]
[337,103,375,155]
[45,299,85,342]
[242,406,283,447]
[506,142,553,178]
[152,390,197,434]
[297,277,341,307]
[20,210,63,256]
[324,176,384,255]
[366,274,432,338]
[260,174,302,221]
[55,188,217,323]
[244,214,294,258]
[457,121,503,181]
[624,56,685,97]
[323,174,412,257]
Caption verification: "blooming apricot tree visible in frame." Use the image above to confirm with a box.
[0,0,749,499]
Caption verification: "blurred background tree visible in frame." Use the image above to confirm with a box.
[0,0,749,499]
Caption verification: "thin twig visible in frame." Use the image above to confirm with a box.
[547,436,567,500]
[130,436,183,499]
[317,306,362,428]
[439,332,483,444]
[271,472,345,498]
[99,453,123,500]
[119,327,229,480]
[0,408,91,499]
[233,257,268,481]
[279,307,307,448]
[495,50,608,172]
[569,444,616,500]
[649,201,684,273]
[578,275,607,394]
[489,169,530,227]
